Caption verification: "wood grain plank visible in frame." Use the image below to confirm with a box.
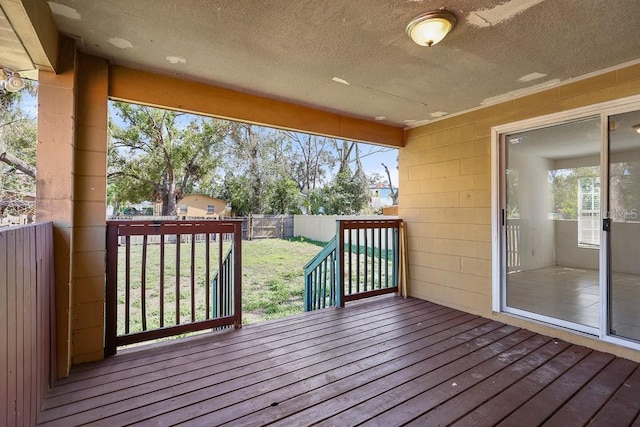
[588,365,640,426]
[46,298,430,399]
[35,225,45,427]
[0,230,8,426]
[543,357,639,426]
[39,300,449,422]
[409,339,572,427]
[45,304,450,414]
[16,227,26,425]
[314,328,539,427]
[358,334,551,426]
[496,350,615,426]
[181,316,496,426]
[16,227,33,425]
[64,294,421,379]
[29,226,38,427]
[45,305,448,412]
[34,296,640,427]
[450,345,593,426]
[6,229,17,426]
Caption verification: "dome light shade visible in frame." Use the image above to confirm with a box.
[406,10,457,47]
[4,73,25,92]
[1,68,26,93]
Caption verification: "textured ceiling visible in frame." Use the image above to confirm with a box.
[7,1,640,128]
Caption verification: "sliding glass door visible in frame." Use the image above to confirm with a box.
[499,104,640,347]
[503,117,601,333]
[607,110,640,342]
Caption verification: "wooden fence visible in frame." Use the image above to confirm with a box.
[242,215,294,240]
[0,222,55,426]
[0,214,32,228]
[110,215,294,242]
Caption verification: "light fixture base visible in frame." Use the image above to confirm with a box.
[0,67,26,93]
[406,10,457,47]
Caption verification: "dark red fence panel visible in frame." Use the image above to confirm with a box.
[0,222,55,426]
[105,220,242,355]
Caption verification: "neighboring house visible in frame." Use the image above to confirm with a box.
[368,183,397,209]
[0,190,35,214]
[177,194,229,219]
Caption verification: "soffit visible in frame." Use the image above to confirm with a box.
[0,0,58,77]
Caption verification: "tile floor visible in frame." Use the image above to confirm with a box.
[507,265,640,341]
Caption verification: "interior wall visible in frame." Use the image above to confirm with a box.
[554,220,600,270]
[401,63,640,361]
[508,150,555,271]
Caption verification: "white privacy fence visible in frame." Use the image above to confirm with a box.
[294,215,399,243]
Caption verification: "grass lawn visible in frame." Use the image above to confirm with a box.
[241,237,324,323]
[115,236,325,335]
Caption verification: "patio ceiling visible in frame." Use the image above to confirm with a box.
[2,0,640,128]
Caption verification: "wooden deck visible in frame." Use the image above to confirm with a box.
[37,295,640,426]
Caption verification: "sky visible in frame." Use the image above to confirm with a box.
[357,145,398,188]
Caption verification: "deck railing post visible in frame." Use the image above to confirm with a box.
[392,223,399,286]
[105,223,118,356]
[336,220,345,308]
[233,221,243,328]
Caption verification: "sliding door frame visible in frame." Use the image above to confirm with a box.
[491,93,640,350]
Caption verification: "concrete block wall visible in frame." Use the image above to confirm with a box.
[36,36,77,378]
[401,63,640,360]
[37,43,109,375]
[71,53,108,365]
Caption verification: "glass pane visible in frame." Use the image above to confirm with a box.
[608,110,640,342]
[505,117,601,328]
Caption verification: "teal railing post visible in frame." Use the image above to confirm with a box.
[303,235,337,311]
[304,271,313,311]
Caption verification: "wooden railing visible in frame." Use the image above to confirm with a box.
[304,219,401,310]
[105,220,242,355]
[506,219,522,271]
[0,222,55,426]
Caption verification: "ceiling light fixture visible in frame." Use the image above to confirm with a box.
[634,124,640,134]
[1,68,26,93]
[406,10,457,47]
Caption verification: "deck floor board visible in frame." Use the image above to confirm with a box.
[37,296,640,426]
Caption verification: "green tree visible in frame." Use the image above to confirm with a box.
[108,102,227,215]
[224,124,278,214]
[278,131,336,191]
[267,177,302,214]
[548,166,599,220]
[215,173,252,217]
[212,123,388,216]
[0,83,37,216]
[322,169,369,215]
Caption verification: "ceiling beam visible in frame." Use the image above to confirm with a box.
[0,0,58,73]
[109,66,404,148]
